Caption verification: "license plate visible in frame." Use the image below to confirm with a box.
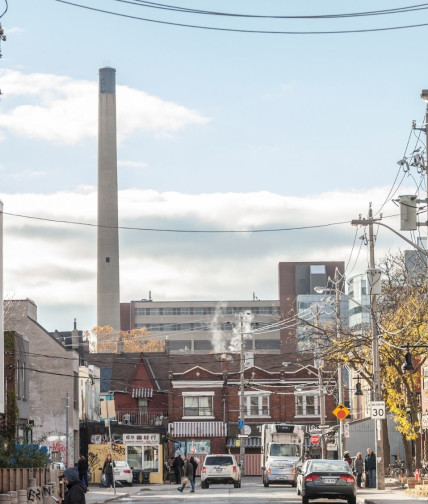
[324,478,336,484]
[215,468,223,472]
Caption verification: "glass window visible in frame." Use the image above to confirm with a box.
[127,446,142,470]
[143,446,159,471]
[246,394,269,416]
[295,393,320,416]
[194,340,213,351]
[255,339,280,350]
[183,395,213,417]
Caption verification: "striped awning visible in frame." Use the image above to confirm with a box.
[169,421,227,437]
[226,437,262,448]
[132,387,153,398]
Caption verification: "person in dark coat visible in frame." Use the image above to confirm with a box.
[77,456,89,490]
[177,457,194,493]
[365,448,376,488]
[189,456,198,485]
[173,454,184,484]
[102,454,114,489]
[62,467,86,504]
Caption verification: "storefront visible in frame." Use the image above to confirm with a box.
[124,433,163,484]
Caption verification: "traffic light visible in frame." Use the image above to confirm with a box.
[402,344,415,372]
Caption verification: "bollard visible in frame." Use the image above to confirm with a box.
[17,490,27,504]
[8,491,18,504]
[28,480,36,489]
[27,486,42,504]
[0,494,12,504]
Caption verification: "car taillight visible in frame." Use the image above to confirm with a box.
[233,466,237,473]
[124,470,131,474]
[292,468,296,474]
[305,474,320,482]
[340,475,355,483]
[202,467,206,473]
[266,468,271,474]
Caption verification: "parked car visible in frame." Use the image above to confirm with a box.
[201,454,241,489]
[296,459,356,504]
[113,461,133,486]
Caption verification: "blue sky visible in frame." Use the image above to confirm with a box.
[0,1,427,331]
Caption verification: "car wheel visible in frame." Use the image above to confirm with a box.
[302,496,309,504]
[263,481,269,487]
[347,497,356,504]
[233,481,240,488]
[201,481,207,489]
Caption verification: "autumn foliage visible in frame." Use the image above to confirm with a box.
[85,326,165,353]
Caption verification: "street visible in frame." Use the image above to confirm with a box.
[85,477,414,504]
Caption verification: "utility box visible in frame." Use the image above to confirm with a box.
[367,269,382,296]
[399,195,417,231]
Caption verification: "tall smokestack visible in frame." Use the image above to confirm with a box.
[97,67,120,332]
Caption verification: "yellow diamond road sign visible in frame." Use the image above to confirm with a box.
[333,403,350,421]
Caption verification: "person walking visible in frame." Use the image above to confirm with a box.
[60,467,86,504]
[189,456,198,486]
[102,454,114,490]
[365,448,376,488]
[354,452,364,488]
[77,455,89,491]
[177,457,195,493]
[173,454,184,484]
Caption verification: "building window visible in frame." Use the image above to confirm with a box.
[295,393,319,416]
[183,393,214,418]
[245,393,270,417]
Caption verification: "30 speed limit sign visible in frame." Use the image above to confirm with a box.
[371,401,386,419]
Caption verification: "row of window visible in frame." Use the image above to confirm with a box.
[169,339,280,351]
[135,322,273,332]
[182,392,320,418]
[135,306,279,316]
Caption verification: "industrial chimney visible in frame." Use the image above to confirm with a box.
[97,67,120,332]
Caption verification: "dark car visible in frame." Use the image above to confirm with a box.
[297,459,356,504]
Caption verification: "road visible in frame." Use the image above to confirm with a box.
[106,478,358,504]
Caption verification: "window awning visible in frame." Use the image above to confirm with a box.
[226,437,262,448]
[132,387,153,398]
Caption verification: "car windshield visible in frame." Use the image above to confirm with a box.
[310,461,349,472]
[205,457,234,466]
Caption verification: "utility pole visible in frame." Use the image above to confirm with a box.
[65,393,69,467]
[239,313,246,476]
[335,268,344,460]
[356,204,385,490]
[315,306,326,458]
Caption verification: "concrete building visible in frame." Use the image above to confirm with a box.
[120,299,280,354]
[4,299,80,465]
[97,67,120,332]
[278,261,345,354]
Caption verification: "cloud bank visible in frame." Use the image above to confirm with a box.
[0,70,209,144]
[0,187,407,331]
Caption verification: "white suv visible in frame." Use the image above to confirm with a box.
[201,454,241,489]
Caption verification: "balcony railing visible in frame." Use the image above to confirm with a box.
[116,410,167,426]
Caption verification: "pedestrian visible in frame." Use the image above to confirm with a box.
[365,448,376,488]
[77,455,89,491]
[177,457,194,493]
[60,467,86,504]
[189,456,198,486]
[354,452,364,488]
[344,451,352,467]
[102,454,114,490]
[173,454,184,484]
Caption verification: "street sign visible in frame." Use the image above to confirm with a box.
[344,422,350,438]
[371,401,386,419]
[238,419,244,429]
[422,414,428,430]
[327,443,337,451]
[244,425,252,435]
[310,434,320,445]
[333,403,350,421]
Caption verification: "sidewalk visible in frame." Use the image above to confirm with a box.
[357,487,427,504]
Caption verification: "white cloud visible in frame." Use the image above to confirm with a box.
[0,186,410,331]
[118,160,148,169]
[0,69,210,144]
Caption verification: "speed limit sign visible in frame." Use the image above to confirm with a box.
[371,401,386,419]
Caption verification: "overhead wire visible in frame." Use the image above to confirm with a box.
[0,0,7,19]
[54,0,428,35]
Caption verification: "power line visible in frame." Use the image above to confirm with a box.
[54,0,428,35]
[0,209,352,233]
